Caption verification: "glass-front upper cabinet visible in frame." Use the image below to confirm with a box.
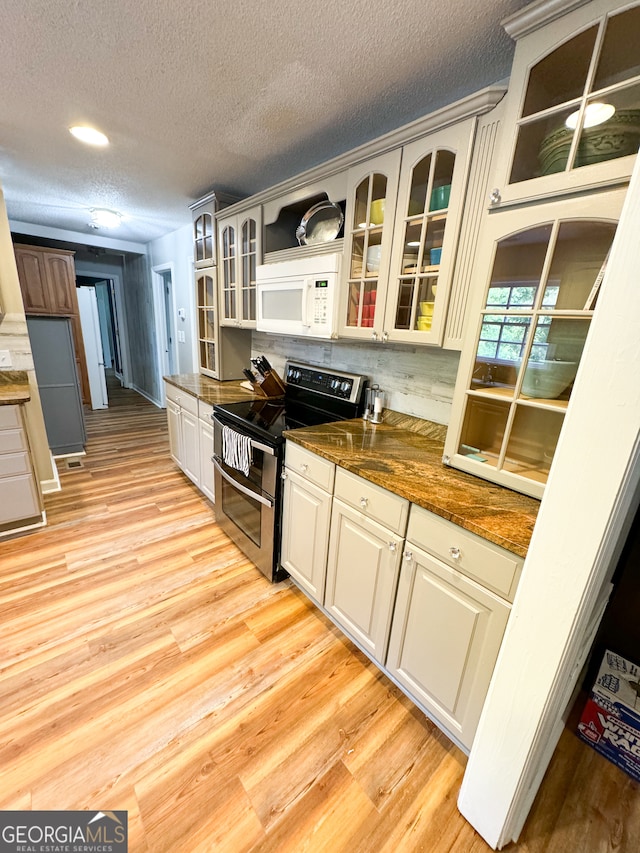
[217,206,261,328]
[196,268,218,378]
[339,149,402,340]
[191,195,217,269]
[384,120,474,345]
[444,189,625,498]
[493,0,640,205]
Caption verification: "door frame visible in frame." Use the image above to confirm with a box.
[152,263,178,405]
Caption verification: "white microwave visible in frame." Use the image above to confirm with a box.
[256,253,341,339]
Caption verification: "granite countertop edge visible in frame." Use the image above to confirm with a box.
[283,413,540,559]
[0,370,31,405]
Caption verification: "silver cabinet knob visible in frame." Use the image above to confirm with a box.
[403,550,413,561]
[489,188,501,205]
[281,470,288,480]
[371,331,378,341]
[449,546,461,561]
[389,541,397,552]
[300,463,309,473]
[360,496,368,509]
[382,331,389,342]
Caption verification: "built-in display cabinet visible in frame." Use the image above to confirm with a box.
[340,119,475,346]
[217,206,262,328]
[444,0,639,498]
[491,0,640,208]
[190,194,251,379]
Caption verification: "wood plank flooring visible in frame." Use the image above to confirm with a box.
[1,376,638,852]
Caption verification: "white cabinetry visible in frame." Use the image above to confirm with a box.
[325,468,409,664]
[280,443,335,603]
[386,504,521,749]
[165,382,200,487]
[217,205,262,328]
[0,404,44,536]
[198,400,215,503]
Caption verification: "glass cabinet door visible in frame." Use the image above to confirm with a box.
[239,216,258,324]
[220,223,237,324]
[384,119,474,344]
[495,1,640,204]
[449,196,621,498]
[196,270,218,377]
[340,149,402,339]
[194,212,214,268]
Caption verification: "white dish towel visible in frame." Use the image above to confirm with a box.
[222,425,252,476]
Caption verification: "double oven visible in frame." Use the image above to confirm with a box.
[212,362,367,581]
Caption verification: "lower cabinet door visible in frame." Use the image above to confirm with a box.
[280,468,332,603]
[167,399,182,466]
[181,410,200,485]
[198,417,215,503]
[386,544,510,750]
[325,497,404,663]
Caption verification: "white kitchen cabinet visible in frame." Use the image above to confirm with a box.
[324,469,409,663]
[0,404,45,536]
[339,119,477,347]
[195,266,251,380]
[198,401,215,503]
[217,205,262,328]
[490,0,640,209]
[386,540,510,751]
[165,382,200,486]
[281,444,336,603]
[444,188,625,498]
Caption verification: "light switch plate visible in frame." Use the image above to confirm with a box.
[0,350,12,367]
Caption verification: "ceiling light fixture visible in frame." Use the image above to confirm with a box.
[70,125,109,146]
[565,102,615,131]
[89,209,122,229]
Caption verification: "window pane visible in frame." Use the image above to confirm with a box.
[503,405,565,483]
[521,317,590,400]
[485,225,552,309]
[575,84,640,172]
[522,26,597,116]
[593,6,640,90]
[408,155,431,216]
[545,220,616,309]
[512,106,579,182]
[459,396,511,467]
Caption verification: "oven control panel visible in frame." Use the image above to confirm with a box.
[285,362,365,404]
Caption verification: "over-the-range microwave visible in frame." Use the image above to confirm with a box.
[256,253,340,339]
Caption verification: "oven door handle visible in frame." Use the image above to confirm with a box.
[213,416,276,457]
[213,456,274,508]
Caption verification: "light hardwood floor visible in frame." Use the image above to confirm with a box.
[1,377,638,852]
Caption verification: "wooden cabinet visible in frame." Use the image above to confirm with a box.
[13,244,90,405]
[0,405,44,536]
[325,469,409,663]
[281,443,335,603]
[490,0,640,209]
[217,205,262,328]
[445,185,626,498]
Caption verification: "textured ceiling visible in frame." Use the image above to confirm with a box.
[0,0,530,246]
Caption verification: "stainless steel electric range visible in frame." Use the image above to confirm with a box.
[212,361,368,581]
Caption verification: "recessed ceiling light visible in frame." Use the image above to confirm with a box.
[70,125,109,146]
[565,102,615,131]
[89,209,122,229]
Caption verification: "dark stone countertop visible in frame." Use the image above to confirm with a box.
[0,370,30,405]
[284,411,539,558]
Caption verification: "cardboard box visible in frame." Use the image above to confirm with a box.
[577,649,640,782]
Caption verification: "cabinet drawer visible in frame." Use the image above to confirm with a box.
[0,451,32,477]
[285,442,335,493]
[0,475,41,524]
[0,406,21,430]
[407,504,522,601]
[164,383,199,416]
[0,428,29,455]
[198,400,214,423]
[334,468,409,536]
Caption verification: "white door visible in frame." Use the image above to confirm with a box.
[77,286,108,409]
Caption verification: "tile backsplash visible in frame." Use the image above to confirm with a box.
[252,332,460,424]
